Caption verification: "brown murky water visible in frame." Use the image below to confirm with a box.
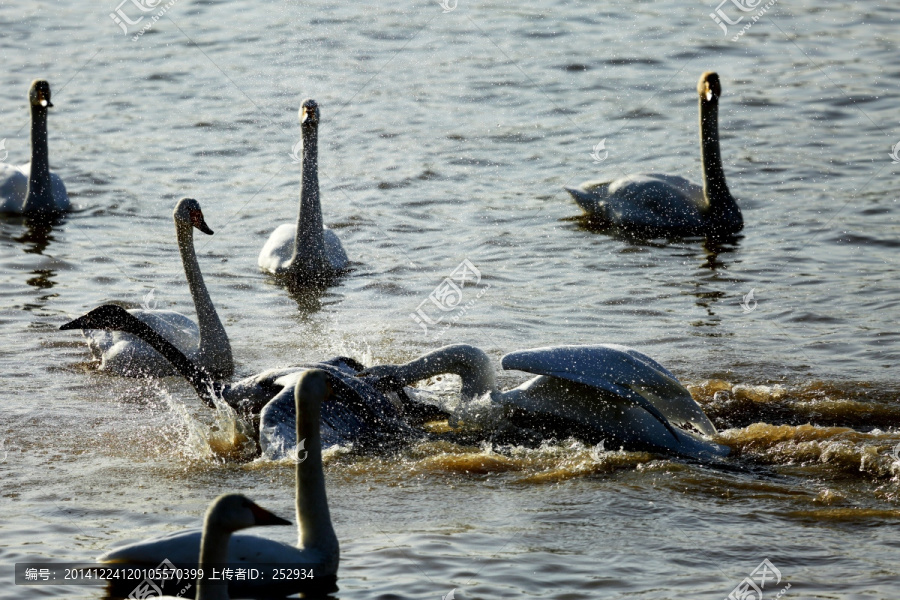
[1,0,899,598]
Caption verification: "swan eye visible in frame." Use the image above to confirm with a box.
[189,209,204,228]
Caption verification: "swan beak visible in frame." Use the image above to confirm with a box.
[189,209,214,235]
[249,504,291,527]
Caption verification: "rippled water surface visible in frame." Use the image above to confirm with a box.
[1,0,899,598]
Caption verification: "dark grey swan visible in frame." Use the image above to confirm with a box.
[61,305,420,457]
[76,199,233,379]
[99,373,340,597]
[0,80,70,220]
[361,343,728,459]
[258,99,348,285]
[566,72,743,238]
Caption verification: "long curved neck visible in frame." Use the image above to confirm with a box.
[290,124,328,273]
[196,518,232,600]
[698,98,735,215]
[118,310,219,402]
[175,221,232,377]
[295,398,338,557]
[397,345,497,399]
[23,105,54,214]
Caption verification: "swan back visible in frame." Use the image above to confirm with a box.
[501,345,716,436]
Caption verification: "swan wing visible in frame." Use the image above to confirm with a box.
[83,309,199,377]
[501,345,716,436]
[0,164,28,212]
[1,163,70,212]
[323,227,349,271]
[49,170,70,210]
[604,174,705,230]
[258,223,297,273]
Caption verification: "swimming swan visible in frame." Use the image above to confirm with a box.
[361,344,728,459]
[193,494,290,600]
[76,198,233,379]
[0,80,69,220]
[61,305,418,456]
[98,370,341,594]
[566,72,742,238]
[258,99,348,285]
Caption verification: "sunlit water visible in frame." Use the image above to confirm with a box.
[1,0,899,598]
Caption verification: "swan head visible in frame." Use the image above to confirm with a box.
[698,71,721,103]
[174,198,214,235]
[299,99,320,128]
[205,493,291,533]
[60,304,133,332]
[29,79,53,109]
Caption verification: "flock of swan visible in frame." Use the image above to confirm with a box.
[4,71,745,598]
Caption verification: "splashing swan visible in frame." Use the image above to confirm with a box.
[98,371,341,592]
[361,344,728,459]
[77,198,233,378]
[566,72,742,238]
[258,99,348,285]
[61,305,418,456]
[0,80,69,219]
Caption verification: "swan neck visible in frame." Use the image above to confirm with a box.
[295,401,338,554]
[196,521,231,600]
[699,98,733,211]
[118,310,217,400]
[176,221,232,377]
[23,105,54,213]
[398,345,497,399]
[291,124,327,272]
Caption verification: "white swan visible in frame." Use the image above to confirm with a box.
[193,494,290,600]
[61,305,420,457]
[361,344,728,459]
[258,99,348,285]
[0,80,69,219]
[99,370,341,593]
[566,72,742,238]
[79,198,233,378]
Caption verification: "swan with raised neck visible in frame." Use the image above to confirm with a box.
[195,494,291,600]
[565,71,743,239]
[93,369,341,590]
[0,79,70,219]
[76,198,233,378]
[258,99,349,286]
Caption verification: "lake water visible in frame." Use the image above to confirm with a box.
[1,0,899,598]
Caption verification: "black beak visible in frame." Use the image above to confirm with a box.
[250,504,292,527]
